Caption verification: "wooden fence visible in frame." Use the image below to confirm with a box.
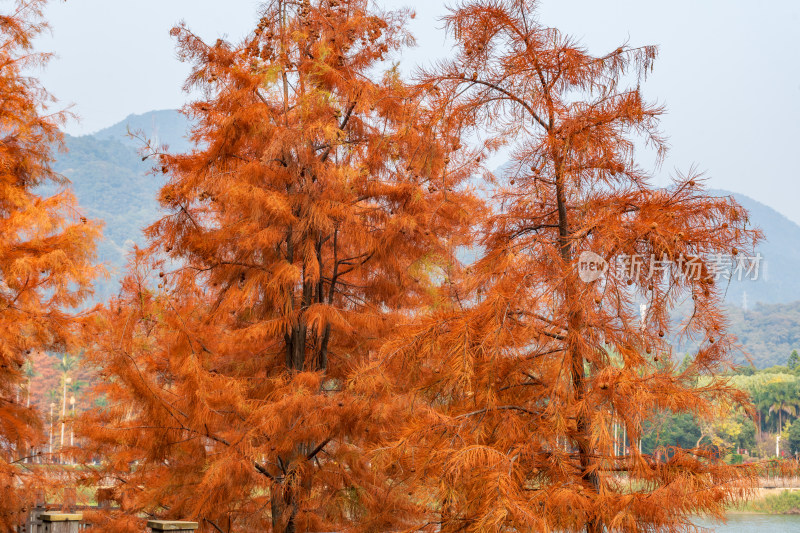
[17,505,198,533]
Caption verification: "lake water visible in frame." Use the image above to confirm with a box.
[695,515,800,531]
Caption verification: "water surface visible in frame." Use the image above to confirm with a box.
[695,514,800,531]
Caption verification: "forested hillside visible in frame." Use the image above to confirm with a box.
[50,111,187,300]
[727,302,800,368]
[670,300,800,369]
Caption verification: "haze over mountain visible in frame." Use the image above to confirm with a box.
[51,110,800,366]
[52,111,182,300]
[92,109,194,154]
[708,189,800,307]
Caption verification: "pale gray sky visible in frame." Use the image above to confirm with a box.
[34,0,800,223]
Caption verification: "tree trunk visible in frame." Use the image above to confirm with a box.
[271,484,297,533]
[554,155,603,533]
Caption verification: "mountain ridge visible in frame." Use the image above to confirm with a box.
[53,109,800,366]
[90,109,194,154]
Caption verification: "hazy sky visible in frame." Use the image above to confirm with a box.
[34,0,800,223]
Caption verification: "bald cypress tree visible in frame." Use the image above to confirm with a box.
[80,1,477,531]
[0,0,99,527]
[380,1,767,531]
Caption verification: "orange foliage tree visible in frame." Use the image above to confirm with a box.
[80,1,477,531]
[378,1,765,531]
[0,0,99,527]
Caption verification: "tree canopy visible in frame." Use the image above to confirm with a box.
[0,0,99,527]
[80,1,476,531]
[378,1,765,531]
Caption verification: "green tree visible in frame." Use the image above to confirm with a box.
[642,412,701,455]
[767,381,800,433]
[21,359,37,408]
[788,420,800,455]
[750,379,800,435]
[735,413,757,451]
[789,349,800,371]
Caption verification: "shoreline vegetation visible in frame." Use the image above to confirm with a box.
[728,488,800,515]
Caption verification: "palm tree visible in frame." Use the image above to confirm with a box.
[22,359,36,408]
[67,379,82,399]
[45,388,59,407]
[770,401,796,434]
[751,386,770,439]
[67,380,82,460]
[764,381,800,433]
[46,389,59,461]
[55,354,77,452]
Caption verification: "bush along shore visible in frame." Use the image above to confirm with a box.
[737,489,800,514]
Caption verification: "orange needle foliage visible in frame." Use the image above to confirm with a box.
[0,0,100,527]
[377,1,768,532]
[80,1,477,532]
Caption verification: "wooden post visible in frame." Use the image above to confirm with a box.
[147,521,199,533]
[39,513,82,533]
[19,504,47,533]
[95,487,114,509]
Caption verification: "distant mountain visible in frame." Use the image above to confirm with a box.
[654,190,800,367]
[726,302,800,368]
[52,110,191,301]
[708,189,800,306]
[643,189,800,366]
[92,109,194,153]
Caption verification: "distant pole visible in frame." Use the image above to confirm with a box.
[623,424,627,454]
[49,402,55,458]
[60,375,71,455]
[70,396,75,447]
[69,395,76,464]
[639,303,648,331]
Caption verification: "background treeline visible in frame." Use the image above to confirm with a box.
[643,351,800,460]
